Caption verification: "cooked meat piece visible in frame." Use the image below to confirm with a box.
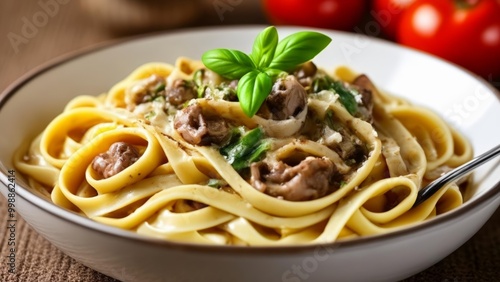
[250,156,337,201]
[187,200,207,210]
[204,117,230,144]
[174,104,205,144]
[352,75,375,123]
[92,142,140,179]
[131,74,166,104]
[324,111,367,164]
[293,61,318,87]
[336,135,366,163]
[224,79,239,101]
[260,76,308,120]
[174,104,230,146]
[165,79,196,106]
[359,87,374,122]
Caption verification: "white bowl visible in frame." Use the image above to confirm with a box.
[1,26,499,282]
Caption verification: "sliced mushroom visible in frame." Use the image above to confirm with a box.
[252,75,308,138]
[92,142,140,179]
[293,61,318,87]
[174,104,231,146]
[250,156,339,201]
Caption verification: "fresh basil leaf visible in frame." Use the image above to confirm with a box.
[202,49,255,80]
[250,26,279,69]
[264,68,285,78]
[237,70,272,117]
[269,31,332,71]
[202,26,333,118]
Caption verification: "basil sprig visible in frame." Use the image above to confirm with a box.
[202,26,332,117]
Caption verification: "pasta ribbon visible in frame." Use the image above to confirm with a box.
[14,59,473,246]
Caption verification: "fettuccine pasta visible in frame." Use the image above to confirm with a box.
[14,56,473,246]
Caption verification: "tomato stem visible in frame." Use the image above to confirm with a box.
[455,0,480,9]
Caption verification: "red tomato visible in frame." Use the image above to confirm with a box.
[261,0,368,31]
[397,0,500,80]
[372,0,416,39]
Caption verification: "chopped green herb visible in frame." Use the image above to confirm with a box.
[207,179,227,188]
[153,82,166,94]
[220,127,271,171]
[144,111,156,119]
[313,76,358,115]
[325,110,342,132]
[331,81,358,115]
[192,69,205,87]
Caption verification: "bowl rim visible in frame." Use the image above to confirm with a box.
[1,25,500,254]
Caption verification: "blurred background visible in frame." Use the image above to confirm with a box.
[1,0,499,93]
[0,0,265,92]
[0,1,499,282]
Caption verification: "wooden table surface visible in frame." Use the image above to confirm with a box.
[1,1,499,282]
